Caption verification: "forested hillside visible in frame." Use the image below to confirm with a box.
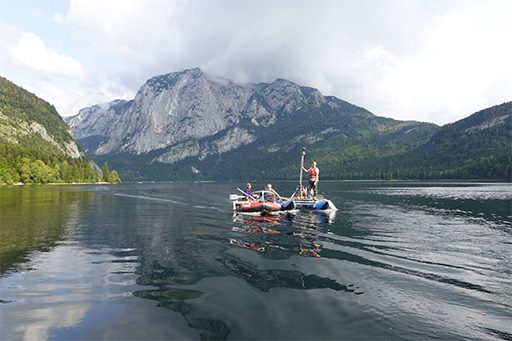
[114,101,508,181]
[0,76,119,184]
[338,102,512,180]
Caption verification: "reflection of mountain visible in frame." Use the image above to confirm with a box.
[219,253,356,293]
[133,288,229,340]
[127,202,350,339]
[0,187,88,274]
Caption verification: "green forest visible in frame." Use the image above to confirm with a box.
[0,76,120,185]
[0,140,120,184]
[334,102,512,180]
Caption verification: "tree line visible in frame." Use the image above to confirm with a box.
[0,142,121,185]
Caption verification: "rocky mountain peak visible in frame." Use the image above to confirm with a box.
[66,67,368,160]
[141,68,204,97]
[256,78,321,113]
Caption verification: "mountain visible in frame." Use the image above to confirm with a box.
[0,76,104,184]
[350,102,511,179]
[66,68,439,181]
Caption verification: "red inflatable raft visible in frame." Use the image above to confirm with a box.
[235,201,282,213]
[230,190,296,213]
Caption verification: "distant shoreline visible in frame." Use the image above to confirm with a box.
[1,182,115,186]
[2,179,510,186]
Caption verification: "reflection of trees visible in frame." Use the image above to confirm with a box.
[0,186,90,274]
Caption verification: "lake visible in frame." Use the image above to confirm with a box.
[0,181,511,340]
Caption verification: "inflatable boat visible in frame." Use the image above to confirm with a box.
[230,190,296,214]
[292,197,337,211]
[290,147,337,212]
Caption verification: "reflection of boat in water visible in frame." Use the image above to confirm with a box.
[232,213,287,226]
[230,190,296,214]
[229,207,327,258]
[294,210,337,225]
[229,238,265,252]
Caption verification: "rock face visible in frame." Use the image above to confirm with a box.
[66,68,439,180]
[0,76,83,160]
[65,99,130,150]
[67,68,355,162]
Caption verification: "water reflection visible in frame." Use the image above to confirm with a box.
[0,186,94,274]
[1,182,511,341]
[12,303,90,340]
[229,211,335,258]
[132,288,229,340]
[130,207,349,339]
[0,242,141,340]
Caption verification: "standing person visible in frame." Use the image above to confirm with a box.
[302,161,319,198]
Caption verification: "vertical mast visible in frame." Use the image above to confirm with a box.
[299,147,306,190]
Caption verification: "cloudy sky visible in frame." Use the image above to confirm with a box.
[1,0,511,124]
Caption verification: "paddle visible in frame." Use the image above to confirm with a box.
[237,187,256,201]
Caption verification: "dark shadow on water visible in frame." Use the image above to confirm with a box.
[320,248,494,294]
[219,253,363,294]
[133,288,230,341]
[479,326,512,341]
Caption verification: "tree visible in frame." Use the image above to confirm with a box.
[108,170,121,183]
[31,160,50,183]
[18,158,32,183]
[101,162,109,182]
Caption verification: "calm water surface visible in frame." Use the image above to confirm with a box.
[0,182,511,340]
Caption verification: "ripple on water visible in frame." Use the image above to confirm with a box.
[1,182,511,340]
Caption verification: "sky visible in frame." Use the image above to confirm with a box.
[0,0,511,125]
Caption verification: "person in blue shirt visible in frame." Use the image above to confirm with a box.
[243,183,254,200]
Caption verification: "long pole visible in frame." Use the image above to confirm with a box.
[299,147,306,189]
[237,187,254,200]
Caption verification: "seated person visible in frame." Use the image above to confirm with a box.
[243,183,255,200]
[263,183,284,203]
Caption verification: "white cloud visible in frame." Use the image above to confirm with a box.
[59,1,435,103]
[0,21,85,79]
[0,20,132,116]
[373,1,512,123]
[3,0,512,123]
[10,31,86,77]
